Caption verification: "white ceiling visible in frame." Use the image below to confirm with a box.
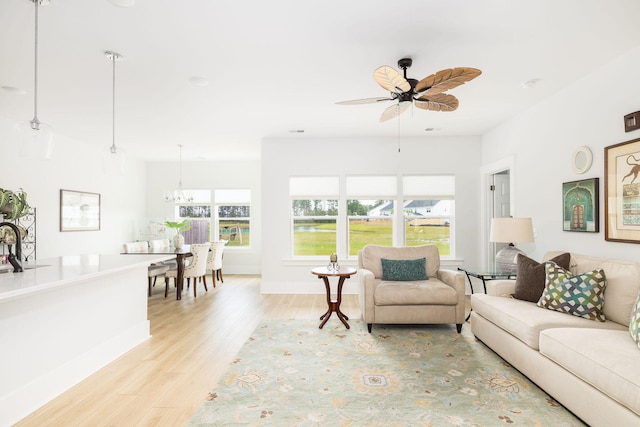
[1,0,640,162]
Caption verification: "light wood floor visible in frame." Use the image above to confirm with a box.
[16,276,471,426]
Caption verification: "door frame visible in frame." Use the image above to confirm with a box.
[481,156,515,269]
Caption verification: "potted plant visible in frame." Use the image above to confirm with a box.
[0,188,30,221]
[164,219,190,249]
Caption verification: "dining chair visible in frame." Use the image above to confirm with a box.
[149,238,178,269]
[165,242,211,298]
[206,240,228,287]
[123,241,170,296]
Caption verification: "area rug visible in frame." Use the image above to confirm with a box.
[188,319,585,426]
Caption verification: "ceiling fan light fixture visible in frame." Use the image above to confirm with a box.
[337,58,481,121]
[17,0,54,160]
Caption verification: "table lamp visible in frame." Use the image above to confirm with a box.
[489,217,534,273]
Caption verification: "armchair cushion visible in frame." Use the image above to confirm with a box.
[375,279,457,305]
[381,257,428,281]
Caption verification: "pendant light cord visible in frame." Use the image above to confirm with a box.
[31,0,40,129]
[111,54,116,153]
[178,144,183,188]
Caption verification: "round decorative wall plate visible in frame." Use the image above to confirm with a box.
[572,146,593,174]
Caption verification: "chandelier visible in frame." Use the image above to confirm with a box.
[165,144,193,203]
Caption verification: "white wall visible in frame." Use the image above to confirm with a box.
[144,160,262,274]
[0,116,145,259]
[482,46,640,262]
[261,136,482,294]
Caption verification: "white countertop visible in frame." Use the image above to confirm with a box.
[0,254,173,302]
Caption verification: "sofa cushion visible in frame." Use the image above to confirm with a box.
[361,244,440,279]
[544,252,640,326]
[537,262,606,321]
[471,294,625,350]
[381,257,428,281]
[375,278,457,306]
[540,328,640,416]
[513,253,570,302]
[630,292,640,350]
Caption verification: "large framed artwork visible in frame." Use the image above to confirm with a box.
[60,189,101,232]
[563,178,599,232]
[605,137,640,243]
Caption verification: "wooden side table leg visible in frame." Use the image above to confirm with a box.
[318,276,333,328]
[335,276,350,329]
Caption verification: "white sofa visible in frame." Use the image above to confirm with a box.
[471,251,640,426]
[358,244,466,333]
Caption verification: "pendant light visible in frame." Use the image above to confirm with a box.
[165,145,193,203]
[102,51,126,175]
[16,0,54,159]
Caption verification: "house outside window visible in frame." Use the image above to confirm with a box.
[289,175,455,259]
[403,175,455,256]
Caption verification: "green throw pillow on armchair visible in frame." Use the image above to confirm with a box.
[381,258,428,281]
[512,253,571,302]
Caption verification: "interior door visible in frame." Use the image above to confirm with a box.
[489,171,511,267]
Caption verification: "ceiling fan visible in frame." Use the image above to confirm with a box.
[336,58,481,122]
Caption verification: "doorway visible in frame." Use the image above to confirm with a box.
[487,169,511,268]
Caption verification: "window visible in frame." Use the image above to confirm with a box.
[346,176,397,256]
[215,189,251,247]
[290,177,339,256]
[289,175,456,259]
[170,189,252,247]
[403,175,455,256]
[175,190,211,244]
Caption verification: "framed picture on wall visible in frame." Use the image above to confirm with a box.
[60,189,101,232]
[605,137,640,243]
[562,178,599,232]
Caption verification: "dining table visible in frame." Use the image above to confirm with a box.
[121,245,193,300]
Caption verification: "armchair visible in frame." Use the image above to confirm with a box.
[358,244,465,333]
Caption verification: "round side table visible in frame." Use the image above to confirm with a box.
[311,266,357,329]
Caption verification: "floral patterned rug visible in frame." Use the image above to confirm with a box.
[187,319,585,426]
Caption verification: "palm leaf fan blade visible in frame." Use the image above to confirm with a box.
[336,97,394,105]
[374,66,411,93]
[415,93,459,112]
[379,101,411,122]
[415,67,481,95]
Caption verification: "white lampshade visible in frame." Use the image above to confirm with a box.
[489,217,534,244]
[490,217,534,273]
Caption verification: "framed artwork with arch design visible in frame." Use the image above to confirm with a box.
[563,178,599,233]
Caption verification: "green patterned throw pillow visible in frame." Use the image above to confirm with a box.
[630,292,640,350]
[537,262,607,321]
[381,258,428,281]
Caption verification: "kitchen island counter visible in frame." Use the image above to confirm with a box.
[0,254,171,427]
